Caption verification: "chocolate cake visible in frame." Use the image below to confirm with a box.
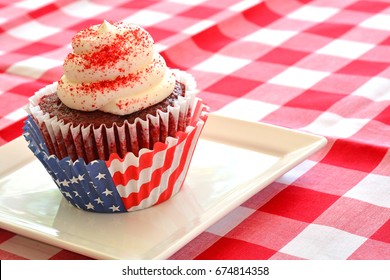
[38,81,186,128]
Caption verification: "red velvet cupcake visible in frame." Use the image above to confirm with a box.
[23,21,207,213]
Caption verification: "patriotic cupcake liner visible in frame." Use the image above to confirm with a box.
[23,101,207,213]
[23,68,208,213]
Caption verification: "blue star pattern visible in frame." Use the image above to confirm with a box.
[23,116,126,213]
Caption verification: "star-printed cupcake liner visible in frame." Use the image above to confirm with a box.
[23,100,207,213]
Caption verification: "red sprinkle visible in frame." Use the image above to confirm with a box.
[70,23,152,71]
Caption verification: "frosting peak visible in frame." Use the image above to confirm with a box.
[98,20,115,34]
[57,21,175,115]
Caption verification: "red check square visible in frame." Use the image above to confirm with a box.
[205,76,260,97]
[120,0,159,10]
[380,37,390,45]
[243,2,281,27]
[370,148,390,176]
[374,106,390,126]
[242,182,287,210]
[28,3,59,19]
[321,139,387,172]
[259,186,339,223]
[0,118,27,142]
[346,1,390,13]
[285,90,346,111]
[259,47,309,66]
[0,229,15,243]
[163,40,212,69]
[49,250,92,260]
[14,42,59,56]
[194,237,277,260]
[370,219,390,243]
[305,22,354,38]
[192,25,235,52]
[337,60,389,77]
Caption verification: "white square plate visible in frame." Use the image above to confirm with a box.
[0,114,327,259]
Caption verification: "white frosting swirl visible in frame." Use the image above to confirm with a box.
[57,21,175,115]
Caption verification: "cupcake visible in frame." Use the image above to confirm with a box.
[23,20,208,213]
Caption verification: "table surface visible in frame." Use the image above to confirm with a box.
[0,0,389,260]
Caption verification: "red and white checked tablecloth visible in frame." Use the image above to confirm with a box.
[0,0,389,260]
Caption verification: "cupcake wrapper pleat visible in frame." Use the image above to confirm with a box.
[23,100,208,213]
[24,118,126,212]
[107,111,207,211]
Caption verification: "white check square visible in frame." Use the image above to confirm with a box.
[280,224,367,259]
[4,107,28,121]
[360,14,390,31]
[243,28,297,46]
[317,39,374,59]
[123,10,171,26]
[215,98,279,122]
[193,54,250,74]
[268,67,329,89]
[168,0,207,4]
[287,5,339,22]
[301,112,370,138]
[8,20,59,41]
[62,2,111,18]
[277,160,317,185]
[352,77,390,102]
[229,0,262,12]
[183,20,215,35]
[207,206,255,236]
[345,174,390,208]
[15,0,54,9]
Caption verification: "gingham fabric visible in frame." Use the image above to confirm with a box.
[0,0,389,260]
